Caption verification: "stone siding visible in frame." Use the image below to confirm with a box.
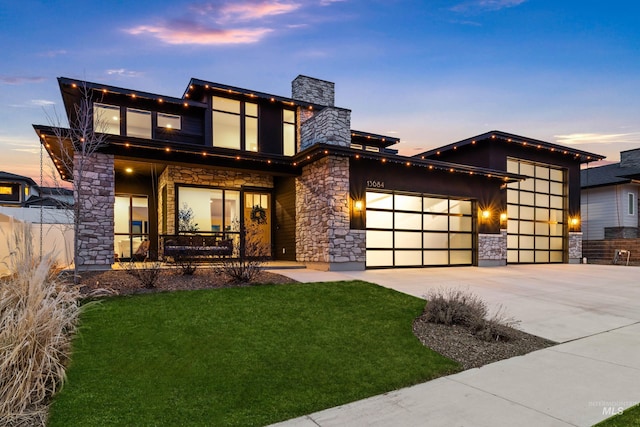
[299,107,351,150]
[75,153,115,270]
[292,75,335,106]
[568,232,582,263]
[478,231,507,266]
[159,165,273,235]
[296,156,364,269]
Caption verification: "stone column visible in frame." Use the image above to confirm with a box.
[569,231,583,264]
[296,156,364,271]
[478,230,507,266]
[74,153,115,270]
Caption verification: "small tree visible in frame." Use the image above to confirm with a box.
[215,219,269,284]
[174,204,199,275]
[178,203,199,232]
[45,83,109,282]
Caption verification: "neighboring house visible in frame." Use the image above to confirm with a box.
[33,75,603,271]
[581,149,640,264]
[581,149,640,240]
[0,171,73,209]
[0,172,74,272]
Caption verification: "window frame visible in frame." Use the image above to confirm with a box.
[629,192,635,216]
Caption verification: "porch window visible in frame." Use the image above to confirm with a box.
[114,195,149,260]
[177,187,241,233]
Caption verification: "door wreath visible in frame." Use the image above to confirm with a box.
[250,205,267,224]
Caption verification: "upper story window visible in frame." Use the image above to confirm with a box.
[246,102,258,152]
[212,96,258,151]
[127,108,151,139]
[158,113,181,130]
[629,193,635,216]
[283,109,295,156]
[93,103,120,135]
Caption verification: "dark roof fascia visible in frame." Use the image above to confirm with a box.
[417,130,605,164]
[294,143,525,183]
[0,171,38,187]
[350,130,400,148]
[185,78,326,111]
[58,77,206,110]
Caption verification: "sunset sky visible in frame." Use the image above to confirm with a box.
[1,0,638,183]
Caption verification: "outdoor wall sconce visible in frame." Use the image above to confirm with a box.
[499,212,507,222]
[481,210,491,220]
[570,217,580,230]
[354,200,364,212]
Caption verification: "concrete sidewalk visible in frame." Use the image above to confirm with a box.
[267,265,640,427]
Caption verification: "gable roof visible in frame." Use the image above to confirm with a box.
[416,130,605,164]
[581,163,640,189]
[0,171,37,187]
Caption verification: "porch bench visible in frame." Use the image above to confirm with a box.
[162,234,233,262]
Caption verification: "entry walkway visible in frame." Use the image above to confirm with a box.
[267,265,640,426]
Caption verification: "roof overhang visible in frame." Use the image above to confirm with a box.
[417,130,605,164]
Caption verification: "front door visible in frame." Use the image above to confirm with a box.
[244,192,272,257]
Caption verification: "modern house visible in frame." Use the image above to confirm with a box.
[0,171,73,209]
[581,149,640,264]
[33,75,603,271]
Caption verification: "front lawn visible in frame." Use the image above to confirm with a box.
[49,281,458,426]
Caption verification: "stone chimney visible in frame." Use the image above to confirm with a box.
[292,75,335,106]
[620,148,640,168]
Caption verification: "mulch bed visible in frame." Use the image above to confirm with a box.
[65,267,298,297]
[413,316,556,370]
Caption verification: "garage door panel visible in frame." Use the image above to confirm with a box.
[366,230,393,248]
[394,250,422,266]
[424,250,449,265]
[366,210,393,229]
[395,231,422,248]
[366,250,393,267]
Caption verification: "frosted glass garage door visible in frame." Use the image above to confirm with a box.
[365,191,474,267]
[506,158,566,264]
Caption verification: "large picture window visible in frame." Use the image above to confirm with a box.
[212,96,259,151]
[178,186,241,233]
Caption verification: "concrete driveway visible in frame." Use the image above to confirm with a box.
[267,264,640,426]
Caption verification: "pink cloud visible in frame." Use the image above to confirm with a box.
[217,1,301,22]
[127,22,272,45]
[451,0,526,13]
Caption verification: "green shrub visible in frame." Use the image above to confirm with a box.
[0,224,80,426]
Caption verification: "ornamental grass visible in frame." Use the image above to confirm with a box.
[0,224,80,426]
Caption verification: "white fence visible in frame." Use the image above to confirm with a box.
[0,208,74,276]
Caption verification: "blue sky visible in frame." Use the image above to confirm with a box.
[1,0,639,182]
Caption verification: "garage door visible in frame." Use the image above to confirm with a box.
[506,158,566,263]
[365,191,475,268]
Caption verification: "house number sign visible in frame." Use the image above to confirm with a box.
[366,180,385,188]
